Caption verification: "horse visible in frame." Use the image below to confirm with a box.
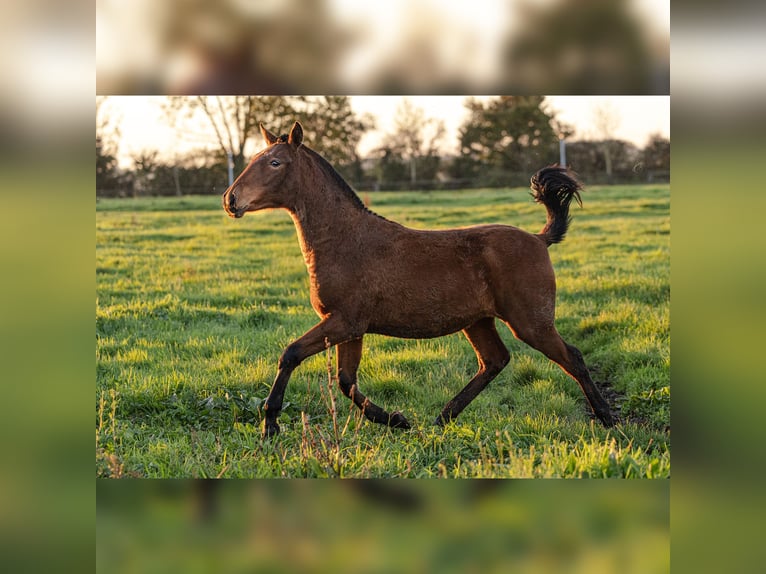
[222,121,616,439]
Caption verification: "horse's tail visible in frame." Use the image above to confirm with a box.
[530,165,583,247]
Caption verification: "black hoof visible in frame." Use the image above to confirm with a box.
[263,421,280,439]
[596,411,617,428]
[388,411,411,430]
[433,415,447,427]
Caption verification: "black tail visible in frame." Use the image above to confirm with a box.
[530,165,583,246]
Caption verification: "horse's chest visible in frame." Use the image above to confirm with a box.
[306,267,346,316]
[303,247,362,316]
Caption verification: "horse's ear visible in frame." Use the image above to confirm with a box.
[260,123,278,145]
[288,122,303,147]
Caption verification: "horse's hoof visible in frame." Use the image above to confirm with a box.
[594,411,617,428]
[602,412,618,428]
[389,411,411,430]
[263,421,280,439]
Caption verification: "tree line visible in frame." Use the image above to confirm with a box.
[97,96,669,198]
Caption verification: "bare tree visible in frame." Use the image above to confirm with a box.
[96,97,121,159]
[96,97,123,194]
[163,96,295,175]
[163,96,372,183]
[381,98,446,185]
[591,101,621,184]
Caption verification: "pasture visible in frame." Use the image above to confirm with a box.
[96,184,670,478]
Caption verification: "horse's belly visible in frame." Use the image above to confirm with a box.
[367,297,493,339]
[368,320,476,339]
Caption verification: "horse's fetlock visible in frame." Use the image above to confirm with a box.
[338,371,354,395]
[263,420,280,439]
[263,399,280,414]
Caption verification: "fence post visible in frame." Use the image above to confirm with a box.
[173,165,181,196]
[559,136,567,167]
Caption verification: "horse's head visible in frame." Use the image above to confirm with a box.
[223,121,303,218]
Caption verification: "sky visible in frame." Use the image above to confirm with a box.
[105,96,669,169]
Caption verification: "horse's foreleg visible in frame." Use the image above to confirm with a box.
[337,338,410,430]
[435,318,510,426]
[263,315,356,439]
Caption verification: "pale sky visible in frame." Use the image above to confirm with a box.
[104,96,669,169]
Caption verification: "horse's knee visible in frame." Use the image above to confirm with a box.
[278,344,302,371]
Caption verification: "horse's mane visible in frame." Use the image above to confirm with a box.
[300,145,386,220]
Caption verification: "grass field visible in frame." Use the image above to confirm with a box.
[96,184,670,478]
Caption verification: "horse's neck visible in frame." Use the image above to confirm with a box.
[287,170,370,265]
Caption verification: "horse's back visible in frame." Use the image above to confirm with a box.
[357,222,555,337]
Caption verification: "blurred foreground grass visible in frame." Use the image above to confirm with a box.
[97,480,669,574]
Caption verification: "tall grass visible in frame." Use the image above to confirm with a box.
[96,185,670,478]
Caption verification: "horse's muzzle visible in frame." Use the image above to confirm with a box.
[223,187,241,218]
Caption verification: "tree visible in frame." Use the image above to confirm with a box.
[96,97,122,195]
[292,96,375,183]
[163,96,372,182]
[375,148,409,190]
[591,101,621,184]
[566,139,641,183]
[378,98,446,186]
[564,140,603,180]
[454,96,560,186]
[164,96,296,175]
[129,150,160,198]
[643,133,670,179]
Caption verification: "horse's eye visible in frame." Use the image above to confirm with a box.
[270,160,281,167]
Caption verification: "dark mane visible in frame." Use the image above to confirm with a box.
[301,145,386,220]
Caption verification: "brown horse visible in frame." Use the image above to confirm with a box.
[223,121,615,439]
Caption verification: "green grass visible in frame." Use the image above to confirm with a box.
[96,185,670,478]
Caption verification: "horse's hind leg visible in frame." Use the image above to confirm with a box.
[511,323,615,427]
[434,318,510,426]
[337,338,410,430]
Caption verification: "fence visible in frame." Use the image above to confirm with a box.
[96,169,669,198]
